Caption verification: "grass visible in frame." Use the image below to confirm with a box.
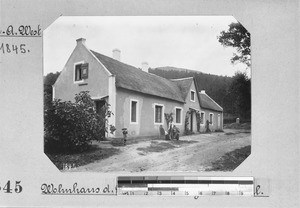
[225,130,251,135]
[136,140,198,154]
[225,132,235,135]
[110,136,163,147]
[224,122,251,130]
[137,141,176,153]
[46,145,120,170]
[206,145,251,171]
[110,137,140,147]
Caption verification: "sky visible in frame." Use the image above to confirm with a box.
[43,16,249,77]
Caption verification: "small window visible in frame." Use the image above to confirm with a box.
[75,64,82,81]
[131,100,138,123]
[155,105,163,123]
[209,113,213,124]
[75,63,89,81]
[200,112,205,124]
[190,90,195,102]
[175,108,182,124]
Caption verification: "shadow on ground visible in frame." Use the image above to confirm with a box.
[205,145,251,171]
[46,145,120,170]
[136,140,198,155]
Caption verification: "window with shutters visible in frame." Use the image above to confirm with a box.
[154,104,164,124]
[74,62,89,82]
[130,99,138,124]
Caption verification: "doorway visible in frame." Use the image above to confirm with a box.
[95,100,106,138]
[190,111,194,132]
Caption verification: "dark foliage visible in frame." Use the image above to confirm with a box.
[44,91,115,153]
[223,117,238,124]
[206,145,251,171]
[149,67,251,122]
[218,22,251,67]
[184,110,191,135]
[228,72,251,120]
[149,67,234,115]
[196,111,201,132]
[44,72,60,98]
[164,112,174,128]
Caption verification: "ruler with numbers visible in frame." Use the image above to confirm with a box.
[117,176,254,196]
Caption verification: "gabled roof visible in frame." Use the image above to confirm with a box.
[170,77,193,100]
[91,50,185,103]
[199,92,223,112]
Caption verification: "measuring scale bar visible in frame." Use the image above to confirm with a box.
[117,176,254,196]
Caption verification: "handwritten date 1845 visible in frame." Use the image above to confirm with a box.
[0,43,29,54]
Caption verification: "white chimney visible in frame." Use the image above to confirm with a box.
[76,38,86,45]
[141,61,149,72]
[200,90,206,94]
[112,49,121,61]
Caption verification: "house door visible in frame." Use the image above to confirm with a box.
[217,114,221,129]
[95,100,106,138]
[190,111,194,132]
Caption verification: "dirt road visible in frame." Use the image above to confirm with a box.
[72,129,251,172]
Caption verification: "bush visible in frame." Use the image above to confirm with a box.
[223,118,237,124]
[44,91,115,153]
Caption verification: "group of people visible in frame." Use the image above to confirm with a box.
[160,123,180,141]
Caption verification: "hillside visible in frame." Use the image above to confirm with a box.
[149,67,235,116]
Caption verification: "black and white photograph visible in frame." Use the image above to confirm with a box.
[43,16,251,172]
[1,0,299,207]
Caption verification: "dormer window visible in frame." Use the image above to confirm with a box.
[75,63,89,81]
[190,90,195,102]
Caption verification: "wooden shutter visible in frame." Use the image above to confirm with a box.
[81,63,89,79]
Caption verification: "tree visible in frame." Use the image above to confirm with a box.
[44,71,60,95]
[218,22,251,67]
[44,72,61,109]
[164,112,173,128]
[228,72,251,120]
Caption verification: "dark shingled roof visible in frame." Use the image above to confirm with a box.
[199,92,223,112]
[91,50,185,103]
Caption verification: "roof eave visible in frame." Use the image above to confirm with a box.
[116,86,185,104]
[200,106,223,112]
[200,92,223,111]
[88,49,112,76]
